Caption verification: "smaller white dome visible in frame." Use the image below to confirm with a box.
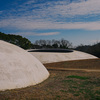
[29,49,98,63]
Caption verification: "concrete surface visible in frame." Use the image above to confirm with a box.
[0,40,49,91]
[28,49,98,64]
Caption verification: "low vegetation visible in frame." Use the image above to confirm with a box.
[0,59,100,100]
[66,75,89,80]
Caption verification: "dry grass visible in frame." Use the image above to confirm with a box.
[0,59,100,100]
[44,58,100,70]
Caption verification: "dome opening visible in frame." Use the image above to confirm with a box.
[28,49,73,53]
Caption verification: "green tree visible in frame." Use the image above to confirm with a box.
[0,32,32,49]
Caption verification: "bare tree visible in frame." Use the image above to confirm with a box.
[33,39,72,49]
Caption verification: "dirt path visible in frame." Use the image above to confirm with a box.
[46,67,100,72]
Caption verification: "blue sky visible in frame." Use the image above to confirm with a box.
[0,0,100,46]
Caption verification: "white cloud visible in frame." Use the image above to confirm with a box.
[70,0,100,15]
[3,0,100,21]
[10,32,60,36]
[53,0,100,17]
[34,32,59,36]
[0,11,3,14]
[26,0,100,21]
[0,18,100,31]
[1,0,100,31]
[23,0,36,5]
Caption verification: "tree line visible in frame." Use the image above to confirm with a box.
[0,32,72,49]
[0,32,32,49]
[75,43,100,58]
[0,31,100,58]
[32,39,72,49]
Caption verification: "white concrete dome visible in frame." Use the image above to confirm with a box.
[0,40,49,91]
[28,49,98,64]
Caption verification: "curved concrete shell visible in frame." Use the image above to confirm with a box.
[0,41,49,91]
[28,49,98,64]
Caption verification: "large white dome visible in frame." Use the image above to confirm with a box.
[0,40,49,91]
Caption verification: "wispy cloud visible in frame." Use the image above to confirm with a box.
[0,11,3,14]
[23,0,36,5]
[10,32,60,36]
[53,0,100,17]
[34,32,60,36]
[2,0,100,20]
[0,18,100,31]
[23,0,100,21]
[0,0,100,32]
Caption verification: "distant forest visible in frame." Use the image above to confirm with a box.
[75,43,100,58]
[0,32,100,58]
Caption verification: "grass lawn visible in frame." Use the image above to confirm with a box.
[0,59,100,100]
